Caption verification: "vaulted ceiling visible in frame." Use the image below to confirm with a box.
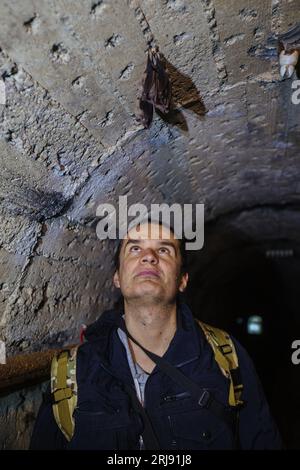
[0,0,300,355]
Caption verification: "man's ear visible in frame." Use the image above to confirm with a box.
[113,270,120,289]
[179,272,189,292]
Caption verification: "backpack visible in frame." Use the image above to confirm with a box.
[50,319,244,442]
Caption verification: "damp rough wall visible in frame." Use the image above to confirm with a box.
[0,0,300,448]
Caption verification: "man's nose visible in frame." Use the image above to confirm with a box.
[140,248,158,264]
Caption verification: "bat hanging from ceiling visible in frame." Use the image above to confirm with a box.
[278,23,300,78]
[136,46,172,128]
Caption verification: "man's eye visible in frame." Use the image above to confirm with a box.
[130,246,141,252]
[159,247,170,254]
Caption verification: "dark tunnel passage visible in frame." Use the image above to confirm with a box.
[186,211,300,449]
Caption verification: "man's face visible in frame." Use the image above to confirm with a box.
[113,222,188,305]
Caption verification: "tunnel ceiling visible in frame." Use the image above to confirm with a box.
[0,0,300,355]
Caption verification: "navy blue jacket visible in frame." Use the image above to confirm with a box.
[30,303,282,450]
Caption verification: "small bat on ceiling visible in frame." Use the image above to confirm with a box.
[136,46,172,128]
[278,23,300,78]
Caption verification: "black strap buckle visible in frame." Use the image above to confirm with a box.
[198,390,211,408]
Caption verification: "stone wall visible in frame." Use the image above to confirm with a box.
[0,382,47,450]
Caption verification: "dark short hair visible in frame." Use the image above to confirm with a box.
[113,218,188,274]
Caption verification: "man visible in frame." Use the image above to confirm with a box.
[30,219,282,450]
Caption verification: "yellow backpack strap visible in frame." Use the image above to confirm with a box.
[51,346,78,441]
[196,319,244,407]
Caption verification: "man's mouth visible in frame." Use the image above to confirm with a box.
[136,270,160,278]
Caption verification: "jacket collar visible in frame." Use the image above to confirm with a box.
[154,302,203,368]
[85,303,205,380]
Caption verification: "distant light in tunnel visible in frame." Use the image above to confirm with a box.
[247,316,263,335]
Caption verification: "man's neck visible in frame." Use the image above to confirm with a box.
[123,300,177,357]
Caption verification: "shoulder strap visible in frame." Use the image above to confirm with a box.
[195,319,244,407]
[51,346,78,442]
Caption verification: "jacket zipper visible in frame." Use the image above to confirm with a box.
[75,409,105,415]
[167,415,177,449]
[100,360,146,450]
[162,391,191,403]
